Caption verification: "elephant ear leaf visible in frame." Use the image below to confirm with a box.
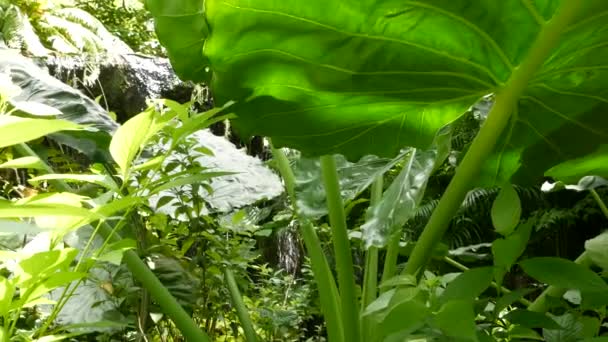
[0,48,118,160]
[150,0,608,186]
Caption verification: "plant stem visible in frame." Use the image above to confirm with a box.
[361,177,382,341]
[591,189,608,219]
[14,143,210,342]
[224,269,257,342]
[270,145,344,342]
[300,221,344,342]
[443,256,532,307]
[270,144,297,206]
[403,0,585,276]
[381,233,401,292]
[320,155,360,342]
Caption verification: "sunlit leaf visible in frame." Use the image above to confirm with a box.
[10,100,63,116]
[149,0,608,186]
[29,174,119,191]
[545,145,608,184]
[110,109,157,178]
[0,156,45,170]
[0,116,80,148]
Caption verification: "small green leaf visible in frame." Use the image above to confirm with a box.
[433,300,478,341]
[110,109,156,178]
[0,156,45,170]
[504,309,562,329]
[0,116,80,148]
[492,221,533,284]
[440,266,494,304]
[520,257,608,292]
[491,183,521,236]
[0,277,14,316]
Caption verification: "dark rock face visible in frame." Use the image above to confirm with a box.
[41,54,197,122]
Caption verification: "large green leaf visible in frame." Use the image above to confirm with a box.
[149,0,608,185]
[520,257,608,293]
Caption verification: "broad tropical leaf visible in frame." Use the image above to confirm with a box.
[0,48,118,159]
[149,0,608,186]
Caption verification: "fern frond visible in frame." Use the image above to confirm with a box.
[2,5,49,56]
[53,8,132,54]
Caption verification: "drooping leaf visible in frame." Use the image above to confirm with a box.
[149,0,608,186]
[363,130,451,247]
[520,257,608,293]
[0,116,80,148]
[491,183,521,236]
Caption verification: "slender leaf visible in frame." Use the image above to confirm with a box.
[0,156,45,170]
[0,116,80,148]
[29,174,118,191]
[149,172,234,195]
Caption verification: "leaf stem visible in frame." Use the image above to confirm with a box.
[361,177,382,340]
[320,155,360,342]
[270,145,344,342]
[591,189,608,219]
[224,269,257,342]
[404,0,585,276]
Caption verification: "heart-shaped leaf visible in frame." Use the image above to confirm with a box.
[149,1,608,186]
